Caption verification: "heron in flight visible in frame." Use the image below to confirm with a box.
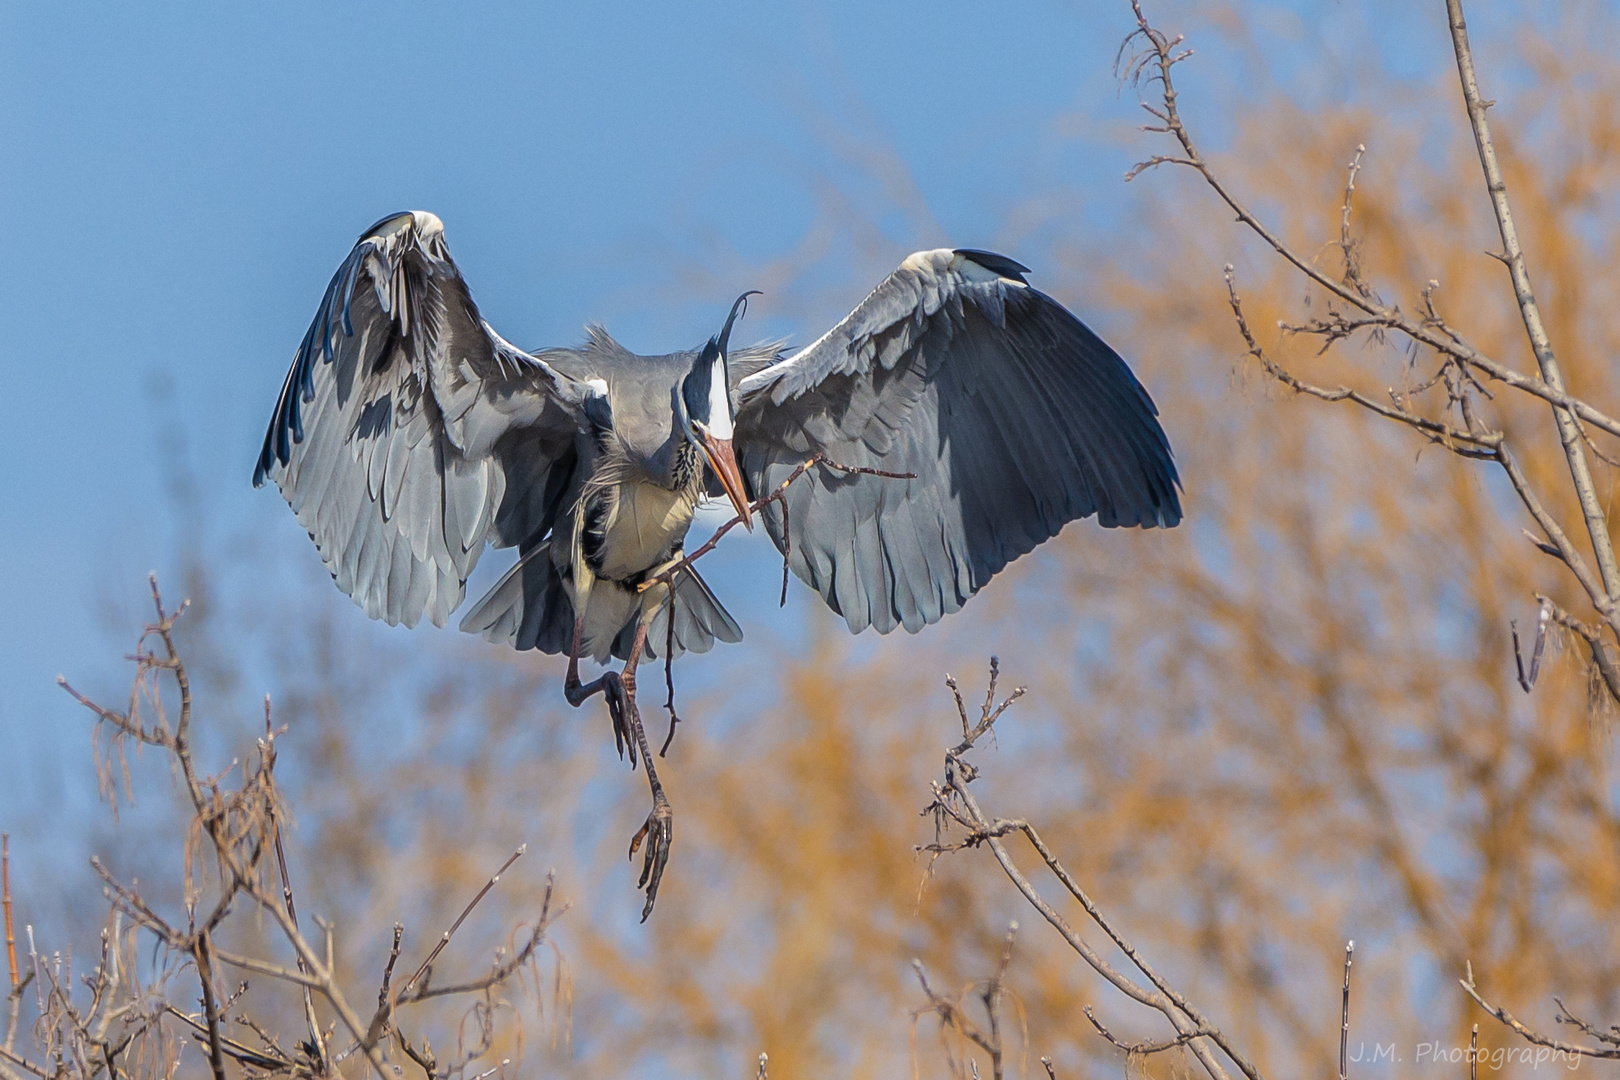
[254,211,1182,917]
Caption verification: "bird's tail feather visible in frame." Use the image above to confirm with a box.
[614,566,743,661]
[460,549,742,662]
[459,546,576,654]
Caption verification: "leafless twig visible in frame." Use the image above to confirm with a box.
[922,661,1257,1080]
[1461,963,1620,1059]
[1127,0,1620,704]
[28,576,569,1080]
[1339,941,1354,1080]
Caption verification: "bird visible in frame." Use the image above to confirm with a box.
[253,210,1183,918]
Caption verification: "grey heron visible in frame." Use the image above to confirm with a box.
[253,210,1182,918]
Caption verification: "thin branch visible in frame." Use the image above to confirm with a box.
[1511,602,1552,692]
[399,846,526,1001]
[1339,145,1368,292]
[1538,597,1620,705]
[638,453,914,596]
[1128,0,1620,697]
[362,923,404,1050]
[926,664,1249,1080]
[162,1007,293,1072]
[1494,447,1617,626]
[264,702,328,1076]
[210,949,323,991]
[1226,270,1501,454]
[660,607,681,758]
[1444,0,1620,602]
[1124,1,1620,448]
[1461,964,1620,1059]
[1339,941,1354,1080]
[2,837,15,993]
[1552,998,1620,1048]
[0,1044,51,1080]
[1085,1006,1212,1054]
[194,931,228,1080]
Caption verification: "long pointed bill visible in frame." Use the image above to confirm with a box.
[701,434,753,531]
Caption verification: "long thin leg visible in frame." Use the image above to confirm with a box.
[618,620,674,921]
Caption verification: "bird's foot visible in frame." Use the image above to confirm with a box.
[602,670,636,768]
[628,793,673,922]
[565,665,638,767]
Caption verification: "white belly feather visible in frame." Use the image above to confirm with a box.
[593,480,698,582]
[568,478,700,663]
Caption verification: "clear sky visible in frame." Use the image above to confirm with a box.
[0,0,1169,820]
[0,0,1479,873]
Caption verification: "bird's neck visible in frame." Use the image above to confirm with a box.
[670,439,702,495]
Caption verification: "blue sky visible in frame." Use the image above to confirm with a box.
[0,0,1495,885]
[0,0,1169,839]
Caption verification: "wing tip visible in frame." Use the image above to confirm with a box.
[952,248,1031,284]
[361,210,443,242]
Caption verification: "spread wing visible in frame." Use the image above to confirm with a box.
[254,211,590,629]
[733,248,1182,636]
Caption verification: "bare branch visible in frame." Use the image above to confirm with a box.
[925,663,1254,1080]
[2,837,16,994]
[1461,964,1620,1059]
[1226,269,1501,455]
[1085,1006,1212,1054]
[399,845,526,1002]
[1444,0,1620,602]
[1339,941,1354,1080]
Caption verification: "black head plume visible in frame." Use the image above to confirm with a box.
[684,290,760,427]
[717,290,760,356]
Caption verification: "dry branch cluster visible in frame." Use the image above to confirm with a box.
[1123,0,1620,697]
[913,658,1619,1079]
[2,580,566,1080]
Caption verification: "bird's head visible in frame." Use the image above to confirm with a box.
[680,291,759,530]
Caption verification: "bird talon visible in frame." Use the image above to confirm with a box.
[601,672,635,764]
[618,677,639,769]
[634,800,674,921]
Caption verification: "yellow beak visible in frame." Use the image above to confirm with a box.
[701,433,753,531]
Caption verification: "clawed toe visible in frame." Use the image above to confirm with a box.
[602,672,635,767]
[628,797,674,921]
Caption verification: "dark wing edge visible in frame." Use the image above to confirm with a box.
[254,210,588,630]
[733,247,1181,637]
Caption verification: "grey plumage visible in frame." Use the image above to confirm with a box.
[253,211,589,631]
[255,212,1181,667]
[733,247,1180,635]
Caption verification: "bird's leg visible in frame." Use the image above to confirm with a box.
[618,620,674,921]
[563,617,631,761]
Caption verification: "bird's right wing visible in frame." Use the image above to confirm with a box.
[254,211,591,629]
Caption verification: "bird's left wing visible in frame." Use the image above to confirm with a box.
[732,248,1182,636]
[254,211,591,629]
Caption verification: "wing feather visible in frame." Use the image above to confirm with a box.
[254,211,588,629]
[735,248,1181,636]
